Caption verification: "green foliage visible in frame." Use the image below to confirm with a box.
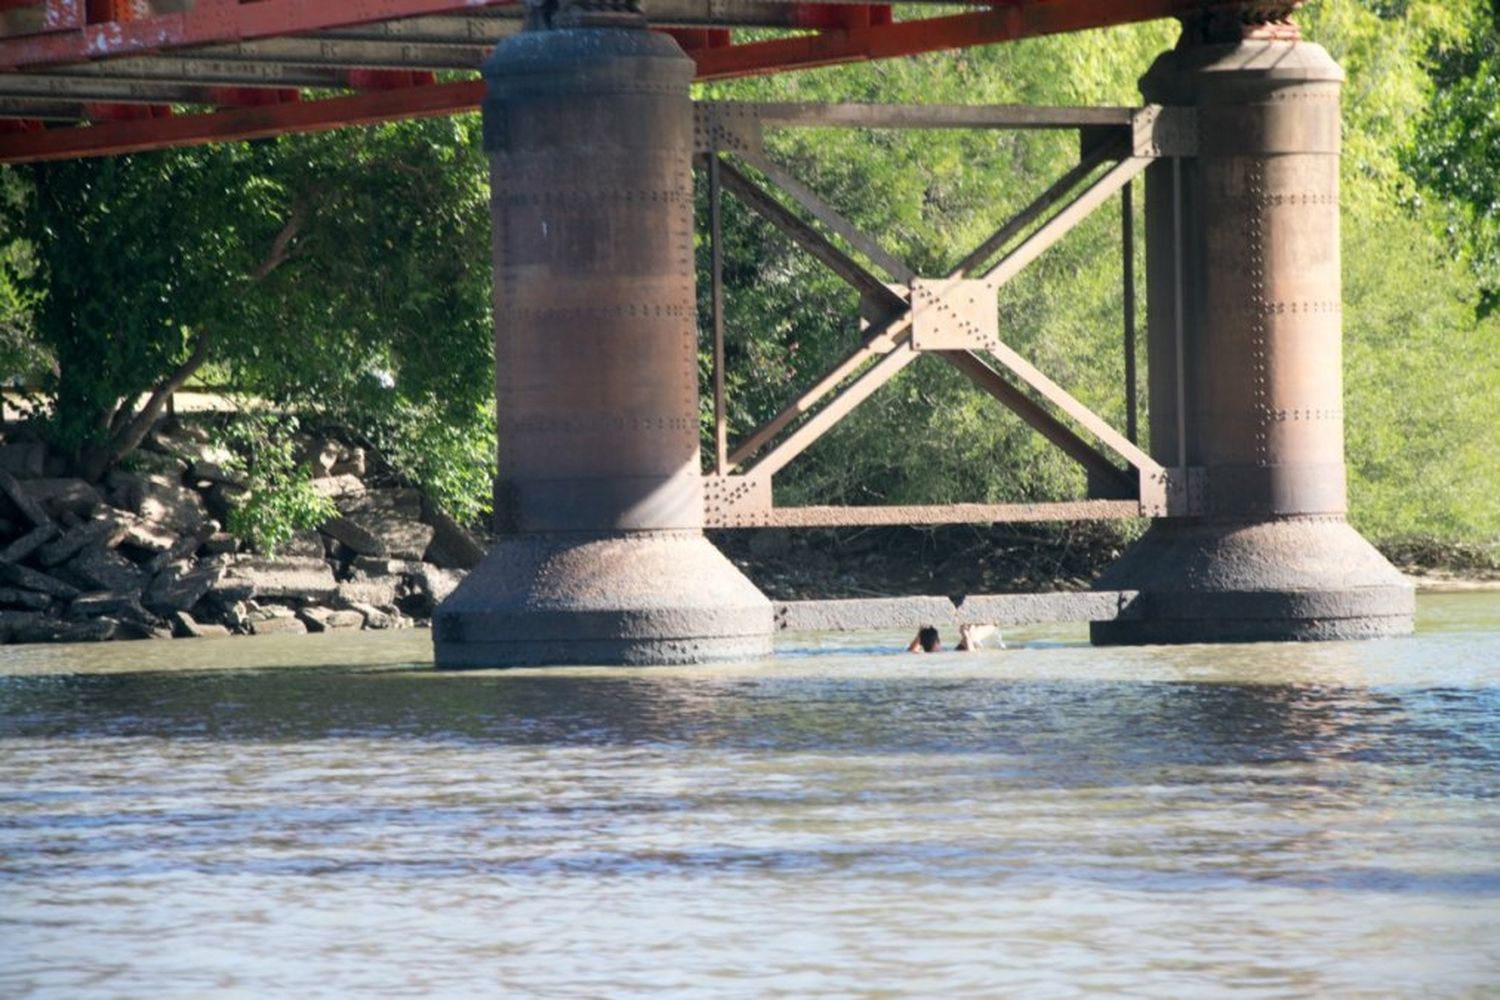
[221,413,337,557]
[1403,6,1500,316]
[0,116,496,523]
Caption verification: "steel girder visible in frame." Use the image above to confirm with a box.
[0,0,1262,162]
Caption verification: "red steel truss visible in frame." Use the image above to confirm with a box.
[0,0,1224,161]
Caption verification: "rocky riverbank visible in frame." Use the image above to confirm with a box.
[0,420,482,645]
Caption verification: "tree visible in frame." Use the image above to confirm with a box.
[1,116,494,505]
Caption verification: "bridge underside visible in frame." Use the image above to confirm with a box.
[0,0,1415,664]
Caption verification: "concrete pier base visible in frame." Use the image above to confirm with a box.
[1091,518,1413,644]
[435,533,772,667]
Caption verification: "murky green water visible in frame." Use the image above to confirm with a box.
[2,595,1498,997]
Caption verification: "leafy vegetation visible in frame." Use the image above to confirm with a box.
[1,0,1496,560]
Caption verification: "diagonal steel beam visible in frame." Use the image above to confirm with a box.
[745,334,922,481]
[983,154,1151,288]
[939,349,1134,492]
[716,157,902,310]
[953,143,1119,277]
[738,146,916,284]
[728,311,913,468]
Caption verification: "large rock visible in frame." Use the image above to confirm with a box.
[346,512,433,562]
[308,439,366,479]
[250,611,307,636]
[66,590,148,621]
[344,601,399,630]
[147,558,228,614]
[297,606,365,632]
[132,480,211,535]
[274,530,327,560]
[64,547,146,592]
[319,516,386,558]
[13,614,117,644]
[335,576,400,608]
[220,556,337,602]
[340,487,422,520]
[20,478,105,519]
[422,506,486,570]
[0,610,43,642]
[0,560,80,600]
[115,515,180,555]
[37,517,129,567]
[406,565,465,615]
[0,443,46,479]
[0,468,52,528]
[188,460,246,488]
[309,474,365,501]
[0,523,59,564]
[148,427,233,468]
[0,587,51,610]
[171,610,231,639]
[118,450,188,480]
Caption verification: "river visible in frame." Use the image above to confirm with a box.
[2,594,1498,997]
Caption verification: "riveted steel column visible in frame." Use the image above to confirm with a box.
[1093,19,1413,644]
[434,14,772,667]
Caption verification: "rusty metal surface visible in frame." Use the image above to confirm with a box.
[703,104,1163,523]
[1096,36,1412,646]
[436,22,773,668]
[486,26,701,534]
[702,489,1140,528]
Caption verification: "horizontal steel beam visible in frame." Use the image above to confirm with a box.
[0,73,210,104]
[712,101,1137,130]
[0,77,483,161]
[183,37,490,71]
[748,499,1141,528]
[32,57,346,88]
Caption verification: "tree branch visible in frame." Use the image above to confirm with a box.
[248,201,307,284]
[84,330,214,480]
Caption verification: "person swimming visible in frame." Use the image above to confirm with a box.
[907,623,1001,652]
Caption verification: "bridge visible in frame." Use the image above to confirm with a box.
[0,0,1415,665]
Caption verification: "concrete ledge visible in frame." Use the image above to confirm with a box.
[775,591,1139,633]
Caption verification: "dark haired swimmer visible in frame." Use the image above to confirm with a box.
[907,625,942,653]
[908,624,1001,653]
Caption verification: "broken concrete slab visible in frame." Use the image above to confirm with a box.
[422,507,485,570]
[20,478,105,519]
[189,460,247,488]
[221,556,337,602]
[132,480,211,536]
[339,487,422,520]
[309,474,365,501]
[13,615,117,644]
[0,523,60,564]
[335,576,400,609]
[146,557,227,613]
[64,547,146,593]
[66,590,148,621]
[250,614,307,636]
[37,517,129,567]
[297,605,365,632]
[171,610,231,639]
[345,601,398,630]
[0,587,52,611]
[0,468,52,528]
[0,443,46,479]
[319,516,386,558]
[0,560,81,601]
